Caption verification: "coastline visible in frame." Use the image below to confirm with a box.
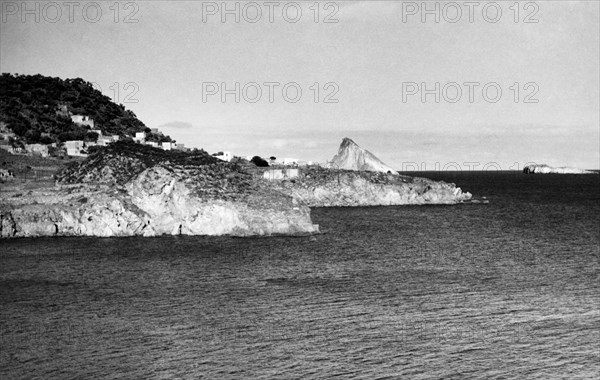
[1,165,471,239]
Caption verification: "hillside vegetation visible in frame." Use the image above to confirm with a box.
[0,73,171,144]
[57,140,219,185]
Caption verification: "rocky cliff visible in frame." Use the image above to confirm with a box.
[265,166,470,207]
[1,142,318,238]
[1,141,472,239]
[326,138,398,174]
[1,165,318,238]
[523,164,594,174]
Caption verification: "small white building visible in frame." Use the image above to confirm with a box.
[65,140,87,156]
[147,141,159,148]
[0,145,23,154]
[214,151,233,162]
[161,142,175,150]
[102,135,119,144]
[134,132,146,143]
[98,135,119,145]
[0,168,14,178]
[263,168,300,181]
[87,130,118,146]
[282,158,299,166]
[71,115,95,128]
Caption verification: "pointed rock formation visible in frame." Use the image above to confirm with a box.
[328,138,398,174]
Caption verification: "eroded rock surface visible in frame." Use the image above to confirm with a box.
[266,167,471,207]
[1,166,317,238]
[1,141,471,239]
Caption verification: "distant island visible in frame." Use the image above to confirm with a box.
[523,164,595,174]
[0,73,472,239]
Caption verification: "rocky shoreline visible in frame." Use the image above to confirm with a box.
[1,142,471,239]
[0,167,316,238]
[268,167,470,207]
[0,165,471,239]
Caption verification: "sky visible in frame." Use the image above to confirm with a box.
[1,0,599,170]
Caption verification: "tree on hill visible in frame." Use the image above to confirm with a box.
[251,156,269,167]
[86,131,99,142]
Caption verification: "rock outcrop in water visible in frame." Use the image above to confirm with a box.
[327,138,398,174]
[523,164,594,174]
[0,141,472,238]
[267,166,470,207]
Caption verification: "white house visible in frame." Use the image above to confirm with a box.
[71,115,95,128]
[263,168,300,181]
[0,168,14,178]
[214,151,233,162]
[282,158,299,166]
[101,135,119,145]
[147,141,159,148]
[286,168,299,178]
[134,132,146,143]
[0,144,23,154]
[161,142,175,150]
[65,140,87,156]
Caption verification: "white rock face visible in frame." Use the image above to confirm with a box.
[128,166,317,236]
[523,164,594,174]
[0,190,149,238]
[327,138,398,174]
[0,166,319,238]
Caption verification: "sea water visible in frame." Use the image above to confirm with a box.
[1,171,599,379]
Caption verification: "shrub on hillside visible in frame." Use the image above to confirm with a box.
[250,156,269,167]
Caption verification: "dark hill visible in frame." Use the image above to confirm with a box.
[0,73,171,144]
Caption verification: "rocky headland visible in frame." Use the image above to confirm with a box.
[1,140,471,238]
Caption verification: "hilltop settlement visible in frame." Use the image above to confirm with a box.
[0,74,472,238]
